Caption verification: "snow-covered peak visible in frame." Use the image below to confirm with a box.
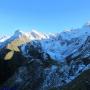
[30,29,47,39]
[11,24,90,42]
[83,21,90,27]
[14,30,25,38]
[1,22,90,62]
[31,29,41,35]
[0,35,10,42]
[0,29,48,43]
[7,30,30,41]
[56,24,90,40]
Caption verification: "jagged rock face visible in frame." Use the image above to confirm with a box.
[0,47,26,86]
[0,39,57,90]
[2,60,44,90]
[59,69,90,90]
[49,69,90,90]
[66,36,90,65]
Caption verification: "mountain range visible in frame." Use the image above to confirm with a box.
[0,23,90,90]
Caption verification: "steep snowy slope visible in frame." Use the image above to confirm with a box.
[0,35,10,42]
[20,24,90,90]
[0,23,90,90]
[0,24,90,61]
[0,30,47,49]
[19,23,90,62]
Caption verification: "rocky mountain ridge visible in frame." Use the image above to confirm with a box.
[0,23,90,90]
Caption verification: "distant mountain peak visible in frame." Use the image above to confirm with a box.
[83,21,90,27]
[14,29,24,36]
[31,29,40,34]
[30,29,47,39]
[11,29,28,40]
[0,35,10,42]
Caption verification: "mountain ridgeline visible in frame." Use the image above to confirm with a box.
[0,23,90,90]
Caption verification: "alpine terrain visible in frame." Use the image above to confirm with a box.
[0,23,90,90]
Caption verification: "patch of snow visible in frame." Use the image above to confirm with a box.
[0,36,10,42]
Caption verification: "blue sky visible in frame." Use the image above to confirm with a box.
[0,0,90,35]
